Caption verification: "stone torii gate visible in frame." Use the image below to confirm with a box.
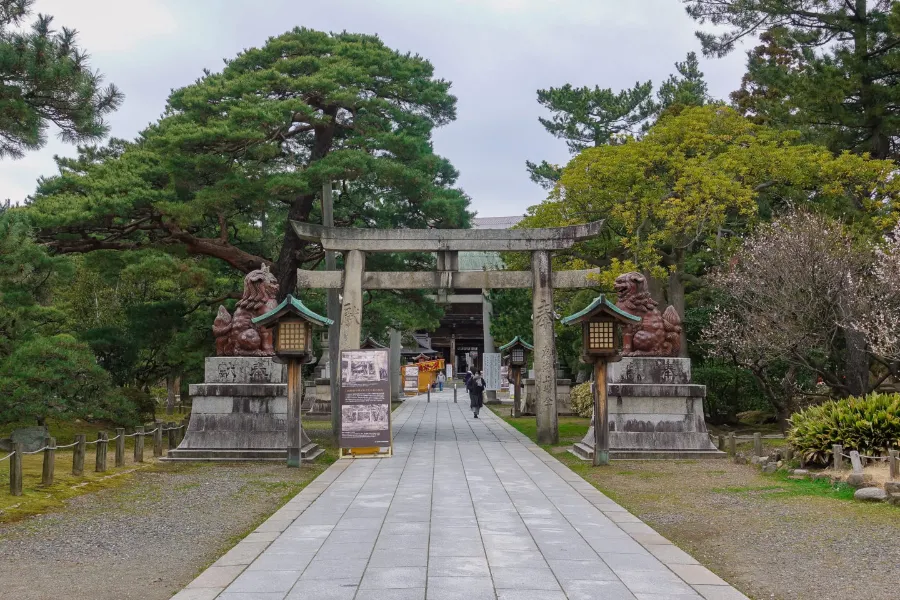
[292,220,603,444]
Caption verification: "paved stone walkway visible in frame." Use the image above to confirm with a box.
[173,391,748,600]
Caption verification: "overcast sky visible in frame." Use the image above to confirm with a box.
[0,0,748,217]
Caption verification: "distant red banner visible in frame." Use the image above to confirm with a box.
[416,359,445,373]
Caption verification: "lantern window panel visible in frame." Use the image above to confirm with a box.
[277,321,307,351]
[589,321,614,350]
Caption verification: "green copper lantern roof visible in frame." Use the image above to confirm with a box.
[498,336,534,352]
[252,294,333,328]
[560,294,641,325]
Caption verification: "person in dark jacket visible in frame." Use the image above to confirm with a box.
[468,371,486,418]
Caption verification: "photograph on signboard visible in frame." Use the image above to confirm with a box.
[340,349,392,448]
[341,404,390,432]
[341,350,388,385]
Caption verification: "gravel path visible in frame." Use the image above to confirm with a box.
[552,450,900,600]
[0,461,329,600]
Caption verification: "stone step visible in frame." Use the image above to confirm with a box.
[300,443,321,459]
[570,442,594,460]
[162,445,322,463]
[569,443,726,461]
[302,446,325,462]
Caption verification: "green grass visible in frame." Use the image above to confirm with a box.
[0,449,154,522]
[714,472,857,502]
[492,407,590,447]
[488,406,866,504]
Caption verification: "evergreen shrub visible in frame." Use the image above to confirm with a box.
[788,393,900,465]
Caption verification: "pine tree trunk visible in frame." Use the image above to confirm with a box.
[274,118,336,298]
[166,376,176,416]
[853,1,890,159]
[643,271,666,305]
[666,268,688,358]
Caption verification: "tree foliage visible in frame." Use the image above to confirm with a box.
[0,0,122,158]
[0,213,143,425]
[28,29,468,279]
[849,220,900,363]
[0,334,136,425]
[0,211,69,358]
[25,28,470,342]
[526,53,710,189]
[683,0,900,159]
[702,212,882,425]
[523,106,900,292]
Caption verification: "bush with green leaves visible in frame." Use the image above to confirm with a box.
[0,334,140,426]
[570,382,593,418]
[788,393,900,465]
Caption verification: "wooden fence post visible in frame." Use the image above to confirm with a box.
[717,435,725,451]
[785,446,794,462]
[833,444,843,470]
[95,432,108,473]
[42,436,55,486]
[153,421,163,457]
[73,434,86,476]
[889,449,898,480]
[167,422,176,449]
[9,442,23,496]
[134,426,144,463]
[115,428,125,467]
[753,432,763,457]
[728,433,736,456]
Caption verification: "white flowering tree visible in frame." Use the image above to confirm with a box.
[703,212,875,428]
[851,222,900,363]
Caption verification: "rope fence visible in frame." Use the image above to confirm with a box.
[714,433,899,479]
[3,418,189,497]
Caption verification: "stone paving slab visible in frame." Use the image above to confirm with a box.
[172,391,748,600]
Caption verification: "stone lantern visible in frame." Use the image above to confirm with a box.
[253,295,332,467]
[498,336,532,418]
[561,295,640,466]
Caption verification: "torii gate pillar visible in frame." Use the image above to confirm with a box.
[531,250,558,445]
[338,249,365,353]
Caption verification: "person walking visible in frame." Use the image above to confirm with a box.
[437,371,445,392]
[468,370,486,418]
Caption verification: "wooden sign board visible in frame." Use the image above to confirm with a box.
[339,349,392,459]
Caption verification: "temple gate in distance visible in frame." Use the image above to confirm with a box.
[291,220,604,445]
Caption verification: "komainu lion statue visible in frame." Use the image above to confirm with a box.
[213,264,279,356]
[614,272,682,357]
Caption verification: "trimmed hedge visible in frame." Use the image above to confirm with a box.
[788,393,900,465]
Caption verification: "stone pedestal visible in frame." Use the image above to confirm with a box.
[307,378,333,416]
[522,379,536,415]
[556,379,573,415]
[521,378,573,416]
[164,357,322,462]
[571,357,725,460]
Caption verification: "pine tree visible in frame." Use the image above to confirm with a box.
[0,0,122,158]
[526,54,710,189]
[657,52,710,112]
[683,0,900,159]
[525,82,656,189]
[26,28,470,338]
